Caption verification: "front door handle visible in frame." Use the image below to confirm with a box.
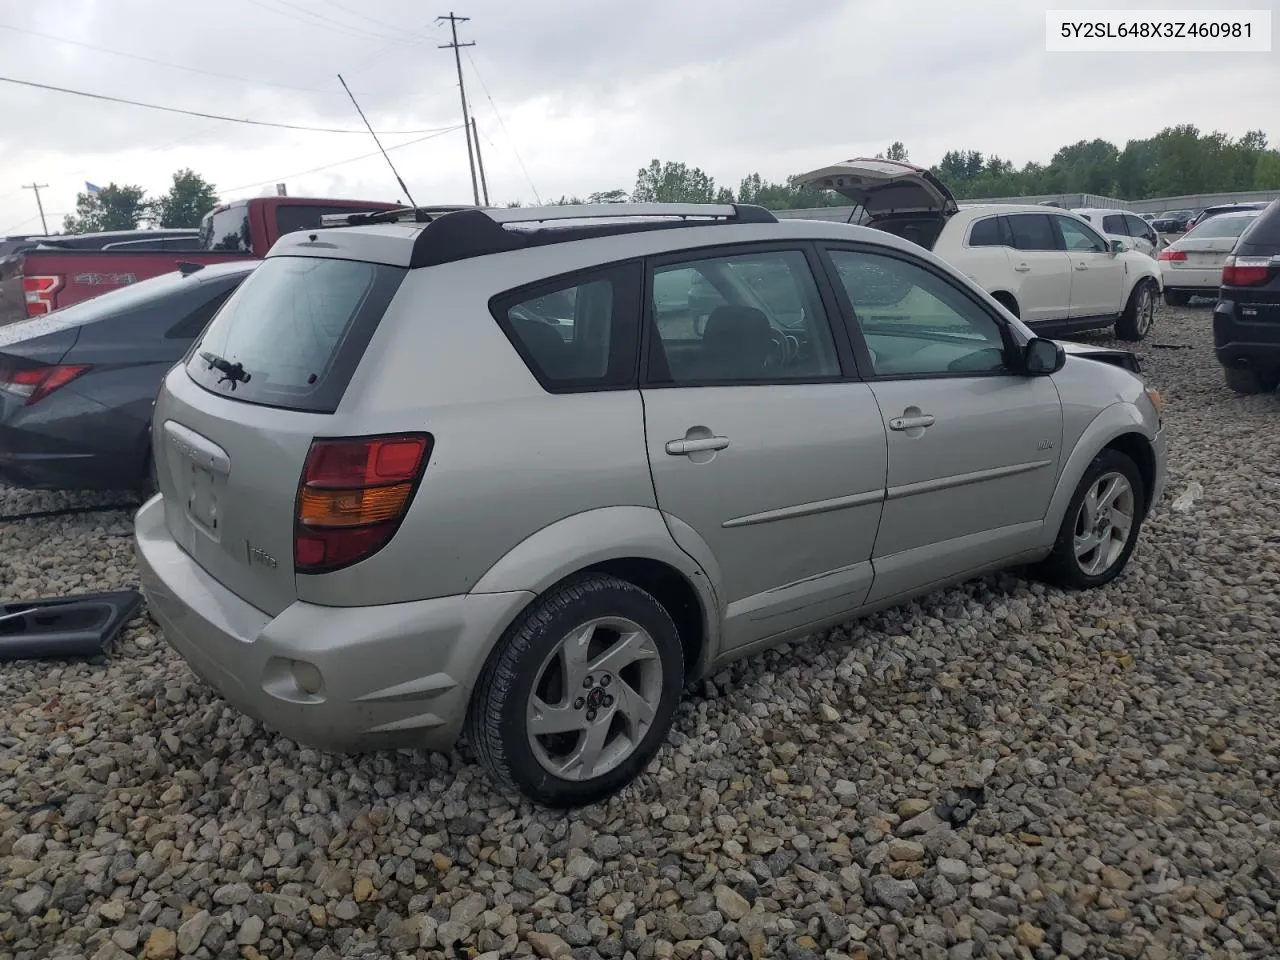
[1014,263,1031,272]
[1075,262,1089,270]
[666,435,730,455]
[888,414,936,431]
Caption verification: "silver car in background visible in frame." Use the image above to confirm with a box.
[135,203,1167,807]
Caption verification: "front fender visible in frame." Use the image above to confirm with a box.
[469,506,722,669]
[1041,402,1156,549]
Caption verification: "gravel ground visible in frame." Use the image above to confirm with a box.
[2,302,1278,960]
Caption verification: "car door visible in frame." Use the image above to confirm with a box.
[819,243,1063,605]
[640,244,887,651]
[1124,214,1158,256]
[1055,214,1127,319]
[1004,213,1072,323]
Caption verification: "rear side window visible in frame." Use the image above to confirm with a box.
[200,206,251,252]
[491,262,642,392]
[968,217,1008,247]
[1007,214,1058,251]
[186,256,405,412]
[165,287,236,340]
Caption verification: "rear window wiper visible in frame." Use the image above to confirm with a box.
[199,351,251,389]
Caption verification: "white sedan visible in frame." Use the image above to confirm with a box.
[1158,210,1263,306]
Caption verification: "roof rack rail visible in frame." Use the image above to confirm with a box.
[319,204,482,228]
[402,202,777,269]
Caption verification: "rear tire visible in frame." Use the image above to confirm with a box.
[1224,365,1279,395]
[1116,280,1156,341]
[1033,449,1146,591]
[468,574,684,808]
[1163,290,1190,307]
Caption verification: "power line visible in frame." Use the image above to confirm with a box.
[0,22,328,94]
[0,75,455,135]
[438,12,480,206]
[463,49,541,203]
[242,0,412,45]
[314,0,434,39]
[219,125,464,195]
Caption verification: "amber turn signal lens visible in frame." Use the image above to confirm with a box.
[298,481,414,528]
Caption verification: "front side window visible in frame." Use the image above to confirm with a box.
[828,249,1009,378]
[1102,214,1127,235]
[647,249,840,385]
[1056,216,1108,252]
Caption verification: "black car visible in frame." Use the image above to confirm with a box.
[1213,200,1280,394]
[1151,210,1195,233]
[1189,202,1271,232]
[0,260,255,490]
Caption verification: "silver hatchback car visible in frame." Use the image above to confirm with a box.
[135,202,1167,807]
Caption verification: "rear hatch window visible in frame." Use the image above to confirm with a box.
[185,255,405,413]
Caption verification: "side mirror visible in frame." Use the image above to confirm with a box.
[1110,239,1126,254]
[1023,337,1065,376]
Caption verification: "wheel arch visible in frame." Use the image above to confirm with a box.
[990,290,1020,317]
[1042,406,1157,548]
[469,506,721,681]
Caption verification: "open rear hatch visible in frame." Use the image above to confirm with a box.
[796,158,959,220]
[154,253,407,617]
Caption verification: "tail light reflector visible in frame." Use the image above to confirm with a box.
[0,362,92,405]
[1222,256,1273,287]
[1157,249,1185,261]
[294,433,432,574]
[22,275,62,316]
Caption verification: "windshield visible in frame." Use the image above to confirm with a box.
[185,255,405,413]
[1185,213,1260,239]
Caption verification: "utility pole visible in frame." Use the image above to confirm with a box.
[22,183,49,235]
[437,12,479,206]
[471,117,490,206]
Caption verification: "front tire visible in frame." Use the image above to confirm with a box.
[1116,280,1156,341]
[1034,449,1146,590]
[1224,364,1279,395]
[1163,289,1190,308]
[468,574,684,808]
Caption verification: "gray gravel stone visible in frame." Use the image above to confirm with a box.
[2,305,1278,958]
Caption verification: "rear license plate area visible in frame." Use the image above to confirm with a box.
[186,462,221,539]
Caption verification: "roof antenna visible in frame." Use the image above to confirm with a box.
[337,74,417,209]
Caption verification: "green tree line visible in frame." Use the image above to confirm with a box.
[62,169,219,233]
[542,126,1280,209]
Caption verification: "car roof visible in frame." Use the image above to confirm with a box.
[267,204,946,270]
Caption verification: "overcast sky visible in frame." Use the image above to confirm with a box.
[0,0,1276,233]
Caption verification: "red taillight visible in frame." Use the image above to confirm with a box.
[0,363,91,405]
[21,275,62,316]
[1222,256,1273,287]
[1157,249,1186,262]
[294,433,432,574]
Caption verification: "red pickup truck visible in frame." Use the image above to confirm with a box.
[6,196,402,323]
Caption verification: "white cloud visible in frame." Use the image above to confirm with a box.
[0,0,1275,232]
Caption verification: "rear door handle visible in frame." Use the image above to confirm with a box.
[666,436,730,455]
[1075,262,1088,270]
[1014,263,1031,272]
[888,415,935,431]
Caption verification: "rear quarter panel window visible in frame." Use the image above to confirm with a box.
[490,261,642,393]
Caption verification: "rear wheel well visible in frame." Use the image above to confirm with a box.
[586,558,705,681]
[991,291,1019,317]
[1104,433,1156,514]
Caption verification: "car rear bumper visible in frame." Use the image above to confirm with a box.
[1160,268,1222,291]
[1213,298,1280,369]
[134,494,534,754]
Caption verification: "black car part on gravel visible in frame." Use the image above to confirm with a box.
[0,589,144,662]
